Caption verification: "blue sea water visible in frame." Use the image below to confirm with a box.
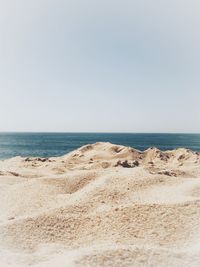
[0,133,200,160]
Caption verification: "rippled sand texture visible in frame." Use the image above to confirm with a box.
[0,142,200,266]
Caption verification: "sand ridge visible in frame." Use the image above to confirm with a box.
[0,142,200,266]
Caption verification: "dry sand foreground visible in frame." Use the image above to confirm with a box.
[0,142,200,267]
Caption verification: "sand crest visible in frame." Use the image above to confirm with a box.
[0,142,200,266]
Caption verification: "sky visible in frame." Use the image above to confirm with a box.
[0,0,200,133]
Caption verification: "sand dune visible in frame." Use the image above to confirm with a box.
[0,142,200,266]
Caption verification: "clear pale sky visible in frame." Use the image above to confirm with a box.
[0,0,200,133]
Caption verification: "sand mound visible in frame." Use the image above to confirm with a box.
[0,142,200,266]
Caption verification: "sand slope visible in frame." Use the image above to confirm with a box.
[0,142,200,266]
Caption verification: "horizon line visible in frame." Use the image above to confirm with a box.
[0,131,200,135]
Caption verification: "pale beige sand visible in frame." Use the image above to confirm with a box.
[0,142,200,266]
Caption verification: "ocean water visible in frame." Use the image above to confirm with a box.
[0,133,200,160]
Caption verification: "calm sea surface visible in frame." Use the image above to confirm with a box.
[0,133,200,160]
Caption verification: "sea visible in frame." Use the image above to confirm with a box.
[0,133,200,160]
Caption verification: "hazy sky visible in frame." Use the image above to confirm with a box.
[0,0,200,132]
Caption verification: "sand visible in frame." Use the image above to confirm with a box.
[0,142,200,266]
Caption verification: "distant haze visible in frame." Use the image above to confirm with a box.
[0,0,200,133]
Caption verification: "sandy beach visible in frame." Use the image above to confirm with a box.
[0,142,200,266]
